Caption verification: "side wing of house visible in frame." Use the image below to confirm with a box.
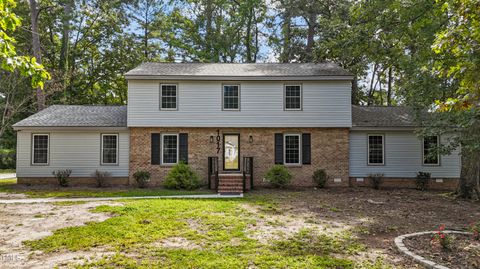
[13,106,129,185]
[349,106,461,189]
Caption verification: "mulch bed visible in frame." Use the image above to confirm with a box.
[403,234,480,269]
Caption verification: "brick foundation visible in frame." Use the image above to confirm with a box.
[129,127,350,187]
[349,177,458,191]
[17,177,129,186]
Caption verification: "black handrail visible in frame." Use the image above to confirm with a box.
[242,156,254,191]
[208,157,219,190]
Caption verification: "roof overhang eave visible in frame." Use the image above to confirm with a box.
[124,75,355,81]
[13,126,129,131]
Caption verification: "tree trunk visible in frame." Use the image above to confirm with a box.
[245,5,253,63]
[305,12,317,62]
[280,10,291,63]
[387,66,393,106]
[144,1,150,60]
[205,0,213,62]
[29,0,45,111]
[367,63,378,105]
[457,122,480,200]
[351,76,359,105]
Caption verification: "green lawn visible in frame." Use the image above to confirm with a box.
[23,197,382,268]
[0,169,15,174]
[0,179,213,198]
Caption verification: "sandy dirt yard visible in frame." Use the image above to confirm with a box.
[0,201,121,269]
[0,188,478,268]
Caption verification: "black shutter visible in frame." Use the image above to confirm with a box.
[302,133,311,165]
[179,133,188,164]
[151,133,160,165]
[274,133,283,164]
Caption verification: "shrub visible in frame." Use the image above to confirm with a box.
[312,169,328,188]
[164,162,202,190]
[415,172,431,191]
[133,170,151,188]
[431,224,454,250]
[93,170,111,188]
[265,165,292,188]
[52,169,72,187]
[0,149,16,169]
[368,174,384,190]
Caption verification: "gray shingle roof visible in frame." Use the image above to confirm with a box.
[352,105,421,127]
[125,62,353,79]
[13,105,127,128]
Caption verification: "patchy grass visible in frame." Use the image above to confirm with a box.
[0,169,15,174]
[0,180,213,198]
[24,198,366,268]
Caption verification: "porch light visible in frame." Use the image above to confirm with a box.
[210,136,214,143]
[249,135,253,143]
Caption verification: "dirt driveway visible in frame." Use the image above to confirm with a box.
[0,201,120,269]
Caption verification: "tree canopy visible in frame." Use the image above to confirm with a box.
[0,0,478,197]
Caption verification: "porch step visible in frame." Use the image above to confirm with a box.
[217,174,244,194]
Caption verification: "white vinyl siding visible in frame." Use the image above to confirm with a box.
[17,130,129,177]
[128,80,352,127]
[349,131,461,178]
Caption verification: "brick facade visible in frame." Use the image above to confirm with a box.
[129,127,350,187]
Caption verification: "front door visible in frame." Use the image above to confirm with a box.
[223,134,240,171]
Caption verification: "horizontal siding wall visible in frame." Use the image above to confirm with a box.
[16,130,129,177]
[127,80,352,127]
[349,131,461,178]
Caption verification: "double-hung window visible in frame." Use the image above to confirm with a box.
[162,134,178,164]
[223,84,240,110]
[284,134,301,165]
[101,134,118,165]
[423,135,440,165]
[284,85,302,110]
[32,134,49,165]
[368,134,384,165]
[160,84,177,110]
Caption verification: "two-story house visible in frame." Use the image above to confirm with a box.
[13,63,461,192]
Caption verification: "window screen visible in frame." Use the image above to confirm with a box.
[423,136,439,165]
[284,134,300,164]
[161,84,177,109]
[102,134,118,164]
[368,135,384,165]
[162,134,178,164]
[32,134,49,164]
[223,85,239,110]
[285,85,301,110]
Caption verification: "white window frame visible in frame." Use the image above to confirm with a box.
[367,134,385,166]
[31,134,49,165]
[422,135,440,166]
[101,133,119,165]
[284,133,302,165]
[161,133,179,165]
[222,84,241,111]
[284,84,302,111]
[160,84,178,110]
